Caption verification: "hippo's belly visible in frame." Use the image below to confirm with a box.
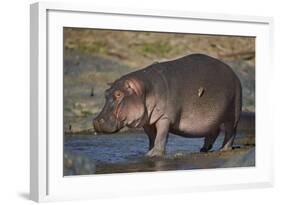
[169,105,225,137]
[168,90,231,137]
[170,117,219,137]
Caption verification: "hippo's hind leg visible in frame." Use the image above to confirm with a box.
[200,129,220,152]
[144,124,156,151]
[220,121,236,151]
[220,83,241,151]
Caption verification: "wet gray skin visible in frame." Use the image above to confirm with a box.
[93,54,242,157]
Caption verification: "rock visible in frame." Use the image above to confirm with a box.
[64,151,96,176]
[74,102,86,109]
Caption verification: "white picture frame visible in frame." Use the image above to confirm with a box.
[30,2,274,202]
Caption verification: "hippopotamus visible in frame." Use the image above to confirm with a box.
[93,54,242,157]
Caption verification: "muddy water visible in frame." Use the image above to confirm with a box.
[64,132,254,175]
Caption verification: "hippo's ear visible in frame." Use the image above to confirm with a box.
[124,79,144,96]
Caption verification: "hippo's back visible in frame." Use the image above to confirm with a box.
[166,54,239,86]
[164,54,240,99]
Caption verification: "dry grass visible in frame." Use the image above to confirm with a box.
[64,28,255,69]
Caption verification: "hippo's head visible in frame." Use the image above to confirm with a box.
[93,78,146,133]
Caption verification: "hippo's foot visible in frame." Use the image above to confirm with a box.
[200,145,212,153]
[200,147,210,153]
[146,148,165,157]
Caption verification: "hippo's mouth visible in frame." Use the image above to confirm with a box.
[93,117,125,134]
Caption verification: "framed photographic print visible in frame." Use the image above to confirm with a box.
[30,2,274,202]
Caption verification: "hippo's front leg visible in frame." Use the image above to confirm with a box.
[146,118,170,157]
[143,125,156,151]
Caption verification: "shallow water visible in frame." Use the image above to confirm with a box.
[64,132,255,175]
[64,132,242,164]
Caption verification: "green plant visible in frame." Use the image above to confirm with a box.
[141,42,171,57]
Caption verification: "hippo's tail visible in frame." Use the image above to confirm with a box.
[234,81,242,129]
